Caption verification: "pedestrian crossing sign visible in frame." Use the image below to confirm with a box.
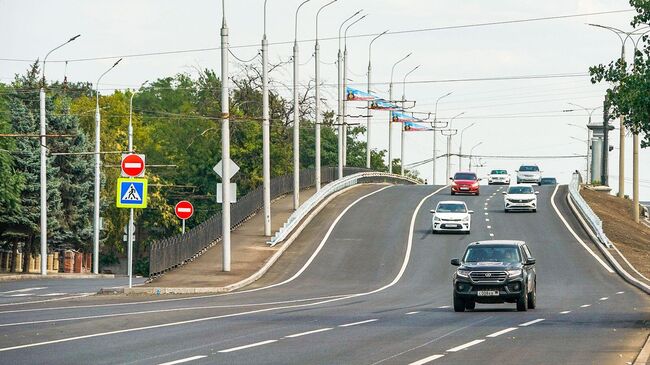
[116,178,148,209]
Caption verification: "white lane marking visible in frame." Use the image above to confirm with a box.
[0,293,94,309]
[408,354,445,365]
[447,339,485,352]
[339,319,379,327]
[37,293,67,297]
[519,318,545,327]
[406,311,420,315]
[157,355,207,365]
[616,291,624,294]
[284,327,333,338]
[580,304,591,308]
[485,219,490,222]
[484,207,488,210]
[486,327,517,338]
[0,186,447,352]
[599,297,609,301]
[484,213,488,216]
[559,310,571,314]
[484,202,488,205]
[438,305,451,309]
[0,287,47,294]
[9,294,32,297]
[218,340,277,353]
[489,233,494,237]
[487,225,492,229]
[549,185,614,273]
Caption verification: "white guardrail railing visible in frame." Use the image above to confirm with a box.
[268,172,420,247]
[568,173,613,248]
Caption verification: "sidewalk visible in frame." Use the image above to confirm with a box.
[0,273,115,281]
[144,188,317,288]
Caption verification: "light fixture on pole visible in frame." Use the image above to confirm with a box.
[39,34,80,276]
[445,111,464,179]
[342,13,366,167]
[93,57,122,275]
[366,29,388,169]
[388,52,412,174]
[458,122,475,172]
[400,65,420,176]
[432,91,452,184]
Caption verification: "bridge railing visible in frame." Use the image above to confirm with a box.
[568,172,613,248]
[148,167,369,277]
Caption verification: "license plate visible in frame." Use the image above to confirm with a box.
[443,224,460,229]
[477,290,499,296]
[460,187,469,190]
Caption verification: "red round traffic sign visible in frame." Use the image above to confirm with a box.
[175,201,194,220]
[121,154,145,177]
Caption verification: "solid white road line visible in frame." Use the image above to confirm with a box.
[406,311,420,315]
[447,339,485,352]
[284,327,333,338]
[559,310,571,314]
[486,327,517,338]
[0,293,94,309]
[580,304,591,308]
[218,340,277,353]
[339,319,378,327]
[599,297,609,301]
[157,355,207,365]
[37,293,67,297]
[0,287,47,294]
[9,294,31,297]
[408,354,445,365]
[549,185,614,273]
[519,318,545,327]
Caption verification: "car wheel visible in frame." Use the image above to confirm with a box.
[527,284,537,309]
[532,209,537,213]
[516,286,528,312]
[453,294,465,312]
[451,191,456,195]
[504,208,509,213]
[465,300,476,310]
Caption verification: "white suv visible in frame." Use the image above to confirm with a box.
[430,201,474,234]
[488,169,511,185]
[503,184,539,212]
[516,165,542,185]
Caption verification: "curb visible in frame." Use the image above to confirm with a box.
[0,273,115,281]
[566,192,650,295]
[635,334,650,365]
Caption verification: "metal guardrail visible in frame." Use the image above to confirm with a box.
[149,167,370,276]
[268,172,420,247]
[568,172,613,248]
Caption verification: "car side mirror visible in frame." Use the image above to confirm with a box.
[515,170,518,172]
[468,210,474,214]
[477,178,482,181]
[449,177,454,181]
[430,209,436,214]
[534,191,540,194]
[502,191,507,195]
[525,258,536,265]
[451,258,461,266]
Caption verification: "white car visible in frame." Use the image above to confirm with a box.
[430,201,474,234]
[503,184,539,212]
[516,165,542,185]
[488,169,511,185]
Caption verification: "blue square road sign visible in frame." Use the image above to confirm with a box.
[116,178,148,209]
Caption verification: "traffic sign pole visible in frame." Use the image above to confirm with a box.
[182,219,186,235]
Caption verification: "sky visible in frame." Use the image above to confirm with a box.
[1,0,649,199]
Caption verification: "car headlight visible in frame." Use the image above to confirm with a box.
[434,216,442,222]
[471,182,479,187]
[507,269,522,277]
[456,269,470,278]
[462,216,470,222]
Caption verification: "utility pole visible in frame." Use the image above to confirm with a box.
[342,14,365,168]
[389,53,411,174]
[262,0,271,235]
[432,92,452,184]
[221,0,231,271]
[602,96,610,186]
[401,65,419,176]
[366,30,388,169]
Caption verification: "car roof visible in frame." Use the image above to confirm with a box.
[508,183,534,188]
[437,200,467,205]
[454,171,476,174]
[467,240,525,247]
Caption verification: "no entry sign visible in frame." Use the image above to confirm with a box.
[121,154,145,177]
[175,201,194,220]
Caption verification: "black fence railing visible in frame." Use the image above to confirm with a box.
[149,167,369,276]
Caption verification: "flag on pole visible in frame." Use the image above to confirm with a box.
[391,111,420,123]
[404,120,434,131]
[345,87,378,101]
[369,99,399,110]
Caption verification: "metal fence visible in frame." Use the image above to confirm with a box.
[568,172,613,248]
[149,167,369,276]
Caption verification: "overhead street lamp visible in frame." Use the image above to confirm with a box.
[366,30,389,169]
[93,57,122,275]
[458,122,475,172]
[388,52,412,174]
[342,13,367,167]
[432,91,452,184]
[468,141,483,171]
[39,34,80,276]
[314,0,338,191]
[445,111,464,179]
[400,64,420,176]
[630,29,650,223]
[564,102,601,182]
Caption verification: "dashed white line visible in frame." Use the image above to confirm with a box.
[408,354,445,365]
[8,294,31,297]
[438,305,451,309]
[580,304,591,308]
[616,291,624,294]
[559,310,571,314]
[599,297,609,301]
[218,340,277,353]
[406,311,420,315]
[489,233,494,237]
[485,218,490,222]
[484,213,488,216]
[519,318,545,327]
[487,225,492,229]
[447,339,485,352]
[37,293,67,297]
[0,287,47,294]
[339,319,378,327]
[158,355,207,365]
[284,327,333,338]
[484,207,488,210]
[486,327,517,338]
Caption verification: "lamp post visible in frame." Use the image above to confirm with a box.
[261,0,272,235]
[631,30,650,223]
[292,0,313,210]
[432,91,452,184]
[564,103,601,182]
[342,14,366,167]
[458,122,475,171]
[468,141,483,171]
[93,57,122,275]
[337,10,362,179]
[445,112,464,179]
[388,52,411,174]
[315,0,338,191]
[220,0,231,271]
[39,34,80,276]
[400,65,420,176]
[366,30,388,169]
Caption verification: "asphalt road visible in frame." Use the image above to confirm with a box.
[0,184,647,365]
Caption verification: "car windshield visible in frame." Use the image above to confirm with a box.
[454,173,477,181]
[436,203,466,213]
[541,178,556,184]
[519,166,539,172]
[464,246,521,263]
[508,186,533,194]
[491,170,507,175]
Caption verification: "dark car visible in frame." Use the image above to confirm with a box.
[539,177,557,185]
[450,240,537,312]
[450,172,480,196]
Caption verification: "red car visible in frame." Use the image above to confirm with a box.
[450,172,480,195]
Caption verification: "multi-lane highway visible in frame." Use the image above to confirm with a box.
[0,184,647,364]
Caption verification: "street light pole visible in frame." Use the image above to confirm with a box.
[39,34,80,276]
[293,0,312,210]
[400,65,420,176]
[565,103,602,182]
[342,14,366,167]
[432,92,452,184]
[262,0,271,235]
[93,57,122,275]
[366,30,388,169]
[468,142,483,171]
[388,52,411,174]
[458,122,475,171]
[445,112,464,179]
[315,0,337,191]
[221,0,231,271]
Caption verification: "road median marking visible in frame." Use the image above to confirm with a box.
[519,318,545,327]
[447,339,485,352]
[486,327,517,338]
[284,327,332,338]
[580,304,591,308]
[408,354,444,365]
[559,310,571,314]
[158,355,207,365]
[405,311,420,315]
[599,297,609,301]
[339,319,378,327]
[218,340,277,353]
